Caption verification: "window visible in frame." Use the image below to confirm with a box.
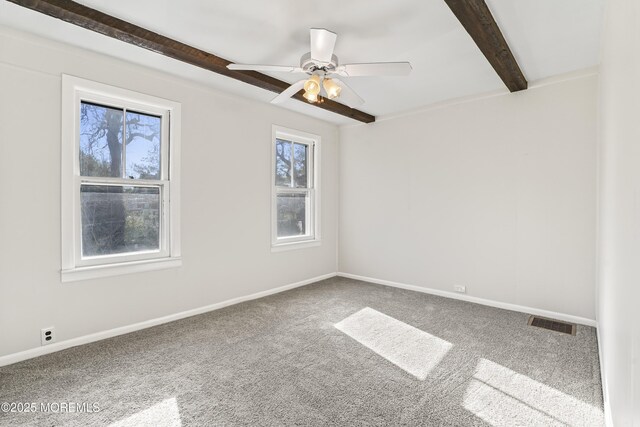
[271,126,320,250]
[62,75,181,281]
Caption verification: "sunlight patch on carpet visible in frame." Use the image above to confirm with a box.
[109,397,181,427]
[463,358,603,426]
[335,307,452,380]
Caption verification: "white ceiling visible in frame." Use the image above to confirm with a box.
[0,0,604,125]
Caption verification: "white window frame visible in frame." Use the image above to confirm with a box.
[61,75,181,282]
[271,125,321,251]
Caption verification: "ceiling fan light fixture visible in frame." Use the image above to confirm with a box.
[234,28,411,108]
[303,90,318,103]
[322,78,342,99]
[303,74,321,95]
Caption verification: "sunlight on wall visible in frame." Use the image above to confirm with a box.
[463,359,603,426]
[335,307,452,380]
[109,397,182,427]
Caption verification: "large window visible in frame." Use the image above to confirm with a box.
[62,76,181,281]
[272,126,320,250]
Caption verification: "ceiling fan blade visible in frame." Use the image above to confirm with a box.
[333,79,364,107]
[271,80,307,104]
[310,28,337,64]
[227,64,304,73]
[335,62,413,77]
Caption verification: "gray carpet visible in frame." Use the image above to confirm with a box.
[0,277,604,426]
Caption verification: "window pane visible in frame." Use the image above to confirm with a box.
[80,102,123,177]
[125,111,161,180]
[277,192,308,237]
[275,139,292,187]
[81,185,160,257]
[293,143,308,188]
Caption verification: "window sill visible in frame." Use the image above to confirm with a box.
[61,257,182,283]
[271,240,321,252]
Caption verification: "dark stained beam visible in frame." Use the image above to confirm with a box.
[7,0,375,123]
[444,0,527,92]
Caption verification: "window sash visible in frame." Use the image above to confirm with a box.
[74,93,171,266]
[274,138,313,190]
[77,94,170,182]
[74,178,170,267]
[74,95,171,266]
[275,188,314,243]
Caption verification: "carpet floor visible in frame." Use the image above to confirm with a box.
[0,277,604,426]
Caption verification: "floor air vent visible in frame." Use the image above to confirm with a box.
[528,315,576,335]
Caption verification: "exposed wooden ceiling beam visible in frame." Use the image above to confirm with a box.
[7,0,376,123]
[444,0,527,92]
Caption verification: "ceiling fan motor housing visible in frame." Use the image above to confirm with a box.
[300,52,339,75]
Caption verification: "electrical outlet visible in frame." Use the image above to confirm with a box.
[454,285,466,293]
[41,327,55,345]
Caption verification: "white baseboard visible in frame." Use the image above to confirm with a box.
[596,325,614,427]
[1,271,599,366]
[337,272,597,327]
[0,272,337,367]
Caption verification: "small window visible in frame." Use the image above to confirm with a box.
[62,76,181,281]
[272,126,320,250]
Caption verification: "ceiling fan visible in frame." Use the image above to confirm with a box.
[227,28,412,107]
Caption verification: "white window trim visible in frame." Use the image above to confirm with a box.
[61,75,181,282]
[271,125,321,251]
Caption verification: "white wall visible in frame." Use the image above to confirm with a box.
[597,0,640,424]
[340,74,597,320]
[0,27,339,358]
